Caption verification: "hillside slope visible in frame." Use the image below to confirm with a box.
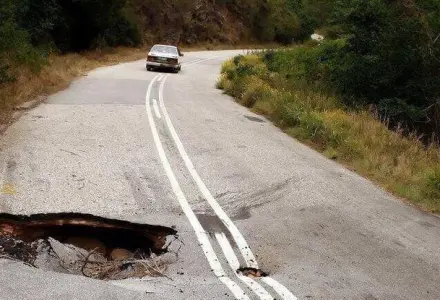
[131,0,248,45]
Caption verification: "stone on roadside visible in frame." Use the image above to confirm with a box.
[14,97,45,111]
[48,237,105,266]
[110,248,134,261]
[65,236,107,255]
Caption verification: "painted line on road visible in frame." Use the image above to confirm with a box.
[261,277,298,300]
[158,74,258,268]
[183,57,218,66]
[157,74,164,82]
[152,99,161,119]
[158,69,298,300]
[182,58,204,65]
[145,74,250,300]
[182,58,205,65]
[215,232,274,300]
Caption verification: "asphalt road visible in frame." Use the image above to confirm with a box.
[0,50,439,300]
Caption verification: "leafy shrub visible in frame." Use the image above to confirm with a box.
[325,0,440,136]
[240,76,271,107]
[0,0,47,83]
[263,0,440,139]
[0,63,14,84]
[425,169,440,202]
[273,93,305,128]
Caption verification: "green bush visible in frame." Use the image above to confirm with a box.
[240,76,272,107]
[325,0,440,136]
[424,169,440,208]
[0,0,47,83]
[262,0,440,139]
[275,96,305,128]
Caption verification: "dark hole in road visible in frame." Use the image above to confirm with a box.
[0,213,178,280]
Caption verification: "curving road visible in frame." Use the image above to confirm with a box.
[0,50,439,300]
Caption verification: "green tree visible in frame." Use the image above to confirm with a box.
[15,0,61,46]
[0,0,44,83]
[326,0,440,136]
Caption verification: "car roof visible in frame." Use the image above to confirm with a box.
[152,44,177,48]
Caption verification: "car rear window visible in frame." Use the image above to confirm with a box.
[151,45,178,55]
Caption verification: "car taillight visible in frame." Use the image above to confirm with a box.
[147,55,154,62]
[167,58,178,64]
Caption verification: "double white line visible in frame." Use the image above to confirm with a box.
[146,66,297,300]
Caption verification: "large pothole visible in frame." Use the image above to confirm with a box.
[0,213,178,280]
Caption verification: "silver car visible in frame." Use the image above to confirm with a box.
[146,44,183,73]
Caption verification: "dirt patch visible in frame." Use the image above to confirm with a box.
[0,235,36,263]
[0,213,179,280]
[237,267,268,278]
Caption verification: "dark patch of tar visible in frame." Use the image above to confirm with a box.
[123,168,151,211]
[7,160,17,171]
[232,207,252,221]
[393,240,406,248]
[195,214,235,243]
[244,115,265,123]
[195,214,228,234]
[418,221,437,228]
[5,158,17,183]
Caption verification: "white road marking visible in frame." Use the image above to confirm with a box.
[157,75,164,82]
[152,99,161,119]
[215,233,275,300]
[182,58,204,65]
[145,74,250,300]
[261,277,298,300]
[158,70,298,300]
[158,75,257,266]
[183,57,218,66]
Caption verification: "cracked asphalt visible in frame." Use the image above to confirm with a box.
[0,50,439,300]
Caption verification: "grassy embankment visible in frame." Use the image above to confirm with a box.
[217,51,440,213]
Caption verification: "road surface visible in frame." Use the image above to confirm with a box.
[0,50,439,300]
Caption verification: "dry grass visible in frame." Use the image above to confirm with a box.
[0,47,148,126]
[319,110,440,211]
[77,252,173,281]
[219,55,440,213]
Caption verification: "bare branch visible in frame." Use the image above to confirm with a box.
[433,33,440,45]
[81,248,98,277]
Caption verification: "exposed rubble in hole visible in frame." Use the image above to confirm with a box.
[0,213,180,280]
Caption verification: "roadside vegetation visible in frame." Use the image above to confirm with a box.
[218,0,440,212]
